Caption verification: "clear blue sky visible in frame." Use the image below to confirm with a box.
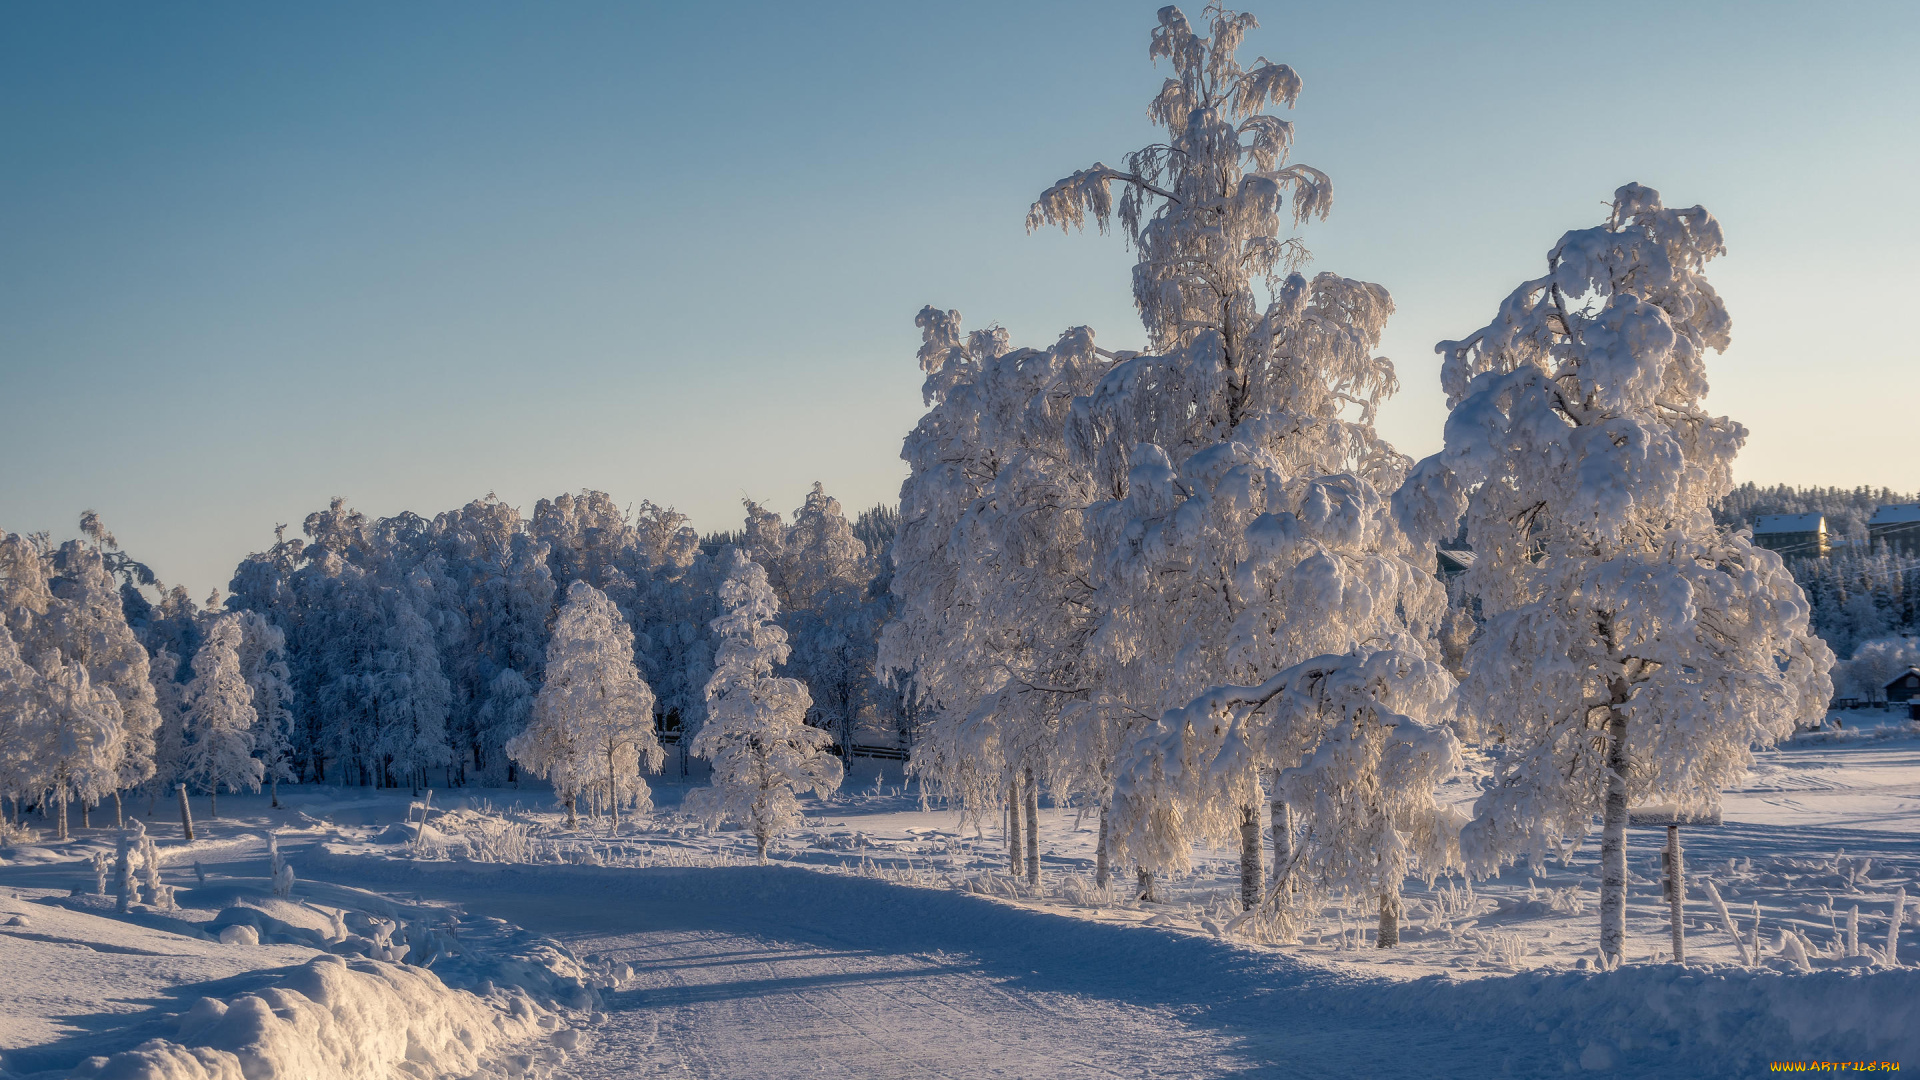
[3,1,1915,597]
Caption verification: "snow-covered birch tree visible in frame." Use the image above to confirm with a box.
[689,550,843,862]
[506,581,663,827]
[1022,4,1441,901]
[1417,184,1835,966]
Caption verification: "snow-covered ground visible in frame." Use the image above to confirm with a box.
[4,713,1918,1078]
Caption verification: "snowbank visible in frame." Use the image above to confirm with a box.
[67,954,550,1080]
[1347,964,1920,1072]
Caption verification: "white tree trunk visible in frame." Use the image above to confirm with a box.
[1023,767,1040,886]
[565,793,577,830]
[113,791,124,828]
[1377,890,1401,948]
[1239,804,1262,911]
[1007,779,1023,875]
[1599,701,1631,967]
[1271,797,1291,884]
[1667,825,1685,966]
[177,784,195,841]
[56,792,69,841]
[1094,806,1110,889]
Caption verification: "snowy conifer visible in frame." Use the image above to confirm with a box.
[689,550,843,862]
[234,611,297,806]
[180,616,264,816]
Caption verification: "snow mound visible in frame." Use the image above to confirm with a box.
[67,954,555,1080]
[1356,964,1920,1071]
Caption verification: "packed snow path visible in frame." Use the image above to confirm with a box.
[305,853,1913,1078]
[317,858,1525,1078]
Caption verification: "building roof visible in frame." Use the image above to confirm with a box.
[1885,667,1920,690]
[1870,504,1920,526]
[1753,513,1825,534]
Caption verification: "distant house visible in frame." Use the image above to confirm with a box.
[1886,667,1920,703]
[1751,513,1827,557]
[1436,547,1475,584]
[1868,504,1920,555]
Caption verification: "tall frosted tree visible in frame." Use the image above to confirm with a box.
[1418,184,1834,965]
[689,550,843,862]
[50,531,162,824]
[1,531,128,837]
[180,616,263,817]
[506,581,663,827]
[234,611,297,807]
[754,483,883,766]
[1020,4,1438,902]
[372,584,452,795]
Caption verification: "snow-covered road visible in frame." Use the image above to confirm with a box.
[306,857,1640,1079]
[575,926,1248,1079]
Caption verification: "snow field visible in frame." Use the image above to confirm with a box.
[0,821,605,1080]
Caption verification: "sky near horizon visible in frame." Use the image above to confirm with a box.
[3,1,1916,598]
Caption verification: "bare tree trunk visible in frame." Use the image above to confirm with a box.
[56,792,69,841]
[209,789,218,819]
[113,790,124,828]
[1137,866,1157,904]
[270,778,279,809]
[82,800,92,830]
[1238,804,1262,911]
[1599,697,1630,967]
[1094,806,1110,889]
[1377,890,1401,948]
[1023,767,1039,887]
[565,793,577,830]
[756,829,769,865]
[1666,825,1686,966]
[1007,779,1022,875]
[177,784,195,841]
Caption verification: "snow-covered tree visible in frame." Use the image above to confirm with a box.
[1417,184,1834,965]
[50,531,162,824]
[1016,4,1438,903]
[0,531,129,837]
[372,584,452,795]
[180,616,264,816]
[233,611,297,806]
[748,483,885,766]
[1834,636,1920,705]
[506,581,663,827]
[147,646,189,802]
[0,622,49,828]
[476,668,535,784]
[689,550,843,862]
